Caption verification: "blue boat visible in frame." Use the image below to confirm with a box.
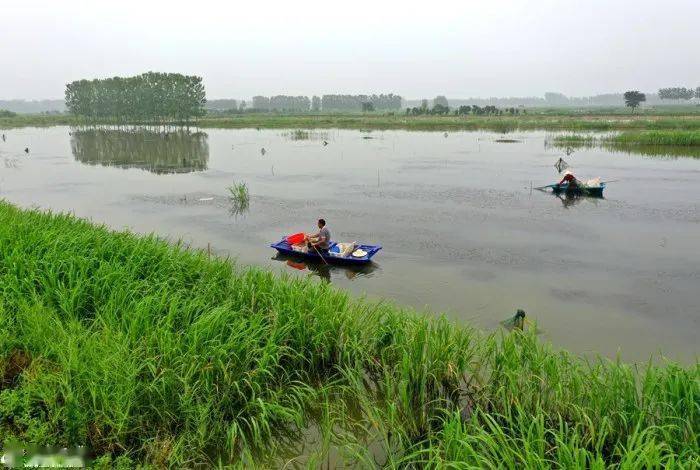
[270,239,382,265]
[540,182,606,198]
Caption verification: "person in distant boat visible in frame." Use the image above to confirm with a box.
[558,170,579,190]
[306,218,331,253]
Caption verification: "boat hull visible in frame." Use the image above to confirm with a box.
[552,182,605,198]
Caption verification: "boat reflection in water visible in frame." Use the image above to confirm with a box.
[271,252,379,282]
[70,129,209,174]
[551,191,605,209]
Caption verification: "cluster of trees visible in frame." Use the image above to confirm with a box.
[65,72,206,125]
[242,94,402,112]
[406,102,521,116]
[658,87,699,101]
[205,99,239,111]
[456,105,521,115]
[321,94,402,111]
[0,110,18,118]
[251,95,311,112]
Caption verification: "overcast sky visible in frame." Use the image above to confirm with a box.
[2,0,699,100]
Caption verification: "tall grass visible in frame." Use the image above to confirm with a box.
[0,202,697,467]
[554,130,700,147]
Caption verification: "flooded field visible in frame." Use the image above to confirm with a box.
[1,127,698,362]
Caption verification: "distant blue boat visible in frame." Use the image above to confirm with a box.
[541,182,606,198]
[270,239,382,265]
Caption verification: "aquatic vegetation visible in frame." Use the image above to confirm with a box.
[227,180,250,214]
[0,202,697,467]
[550,131,700,158]
[554,130,700,146]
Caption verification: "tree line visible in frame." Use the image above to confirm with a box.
[658,87,700,101]
[65,72,206,125]
[251,95,311,112]
[406,99,523,116]
[242,94,402,112]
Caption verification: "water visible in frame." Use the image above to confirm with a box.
[1,127,698,362]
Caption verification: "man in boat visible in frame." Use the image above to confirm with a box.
[558,170,580,190]
[306,218,331,254]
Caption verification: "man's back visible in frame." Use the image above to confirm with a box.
[318,226,331,249]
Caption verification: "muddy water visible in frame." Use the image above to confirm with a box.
[1,127,698,362]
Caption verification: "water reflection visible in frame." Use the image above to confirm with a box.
[70,129,209,174]
[551,192,604,208]
[282,129,330,141]
[271,253,379,282]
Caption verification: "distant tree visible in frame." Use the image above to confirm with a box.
[433,96,449,108]
[311,95,321,112]
[420,99,429,111]
[0,109,17,118]
[361,102,375,112]
[239,100,247,111]
[623,90,646,110]
[695,87,700,100]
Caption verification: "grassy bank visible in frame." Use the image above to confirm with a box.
[0,202,698,467]
[4,112,700,132]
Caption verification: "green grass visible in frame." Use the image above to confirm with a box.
[0,201,698,467]
[4,112,700,132]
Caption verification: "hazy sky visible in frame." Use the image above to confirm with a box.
[2,0,699,99]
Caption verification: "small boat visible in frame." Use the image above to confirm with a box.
[539,182,606,198]
[270,239,382,265]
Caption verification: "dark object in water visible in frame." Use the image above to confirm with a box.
[270,239,381,265]
[554,157,568,173]
[501,309,527,330]
[495,138,521,143]
[323,140,328,146]
[24,147,29,154]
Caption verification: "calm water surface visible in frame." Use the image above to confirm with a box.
[1,127,698,362]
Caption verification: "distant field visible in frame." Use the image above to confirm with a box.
[3,109,700,132]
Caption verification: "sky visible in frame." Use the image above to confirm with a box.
[2,0,699,100]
